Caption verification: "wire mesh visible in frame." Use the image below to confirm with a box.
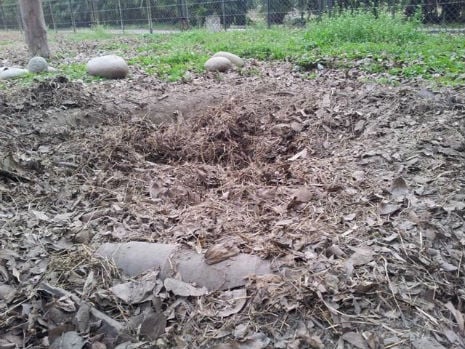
[0,0,464,32]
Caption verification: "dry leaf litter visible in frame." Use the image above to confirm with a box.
[0,36,464,349]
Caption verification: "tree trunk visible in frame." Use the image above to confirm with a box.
[18,0,50,58]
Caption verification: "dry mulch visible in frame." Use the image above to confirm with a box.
[1,46,465,349]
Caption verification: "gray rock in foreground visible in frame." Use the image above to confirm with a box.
[0,67,29,80]
[213,51,244,67]
[204,56,232,72]
[86,55,128,79]
[27,56,48,73]
[96,241,271,291]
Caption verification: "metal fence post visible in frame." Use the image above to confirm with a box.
[15,3,23,32]
[48,1,57,32]
[146,0,153,33]
[68,0,76,32]
[266,0,270,28]
[0,4,8,30]
[372,0,378,18]
[221,0,226,30]
[328,0,334,17]
[239,0,247,27]
[118,0,124,33]
[185,0,190,29]
[90,0,99,27]
[177,0,189,31]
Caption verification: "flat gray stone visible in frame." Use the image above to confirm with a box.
[96,241,272,291]
[213,51,244,67]
[27,56,48,73]
[204,56,232,72]
[0,67,29,80]
[86,55,128,79]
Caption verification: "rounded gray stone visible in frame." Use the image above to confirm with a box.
[204,57,232,72]
[27,56,48,73]
[212,51,244,67]
[0,67,29,80]
[86,55,129,79]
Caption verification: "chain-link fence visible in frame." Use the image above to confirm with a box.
[0,0,464,32]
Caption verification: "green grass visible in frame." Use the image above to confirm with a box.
[58,63,104,82]
[131,28,308,81]
[66,25,115,41]
[3,12,464,86]
[298,12,465,85]
[306,11,423,44]
[129,11,465,85]
[0,71,49,88]
[0,63,101,89]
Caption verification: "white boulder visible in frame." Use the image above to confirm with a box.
[213,51,244,67]
[27,56,48,73]
[204,57,232,72]
[0,67,29,80]
[86,55,129,79]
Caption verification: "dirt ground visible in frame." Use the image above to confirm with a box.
[1,35,465,349]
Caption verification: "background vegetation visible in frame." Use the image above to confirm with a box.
[48,11,465,86]
[0,0,464,31]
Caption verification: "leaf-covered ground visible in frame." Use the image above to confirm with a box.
[1,36,465,349]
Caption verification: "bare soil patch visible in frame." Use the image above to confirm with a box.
[1,60,464,348]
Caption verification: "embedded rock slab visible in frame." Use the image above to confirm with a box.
[204,56,232,72]
[0,67,28,80]
[143,89,226,124]
[213,51,244,67]
[27,56,48,73]
[96,241,272,291]
[86,55,129,79]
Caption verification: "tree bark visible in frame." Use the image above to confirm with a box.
[19,0,50,58]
